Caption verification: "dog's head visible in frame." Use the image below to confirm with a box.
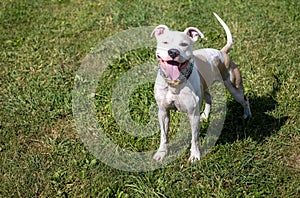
[151,25,204,82]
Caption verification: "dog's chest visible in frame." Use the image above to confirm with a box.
[165,90,180,110]
[161,85,199,113]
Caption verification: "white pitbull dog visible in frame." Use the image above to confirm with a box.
[151,13,251,163]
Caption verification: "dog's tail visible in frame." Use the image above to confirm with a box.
[213,12,232,54]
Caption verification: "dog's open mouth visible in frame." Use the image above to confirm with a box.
[159,57,189,70]
[166,60,180,67]
[158,57,189,81]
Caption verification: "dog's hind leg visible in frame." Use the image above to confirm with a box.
[224,79,251,119]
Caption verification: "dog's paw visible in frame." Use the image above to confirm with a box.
[200,113,209,120]
[189,149,201,163]
[188,153,200,163]
[243,114,249,119]
[243,107,252,119]
[153,150,168,162]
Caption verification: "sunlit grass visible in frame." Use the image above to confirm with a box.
[0,0,299,197]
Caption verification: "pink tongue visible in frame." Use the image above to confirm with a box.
[165,64,180,81]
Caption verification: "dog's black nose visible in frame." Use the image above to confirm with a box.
[168,49,180,59]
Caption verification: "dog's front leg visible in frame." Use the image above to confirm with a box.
[200,91,212,120]
[188,111,201,163]
[153,108,170,162]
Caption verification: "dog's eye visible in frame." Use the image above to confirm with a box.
[163,41,168,45]
[180,43,188,47]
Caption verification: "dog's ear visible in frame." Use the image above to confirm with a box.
[184,27,204,42]
[151,25,169,38]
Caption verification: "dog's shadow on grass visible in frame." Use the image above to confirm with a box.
[216,93,288,144]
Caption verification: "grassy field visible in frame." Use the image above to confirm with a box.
[1,0,299,197]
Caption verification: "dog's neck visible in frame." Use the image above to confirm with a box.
[158,60,194,87]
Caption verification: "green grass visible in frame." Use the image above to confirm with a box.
[1,0,299,197]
